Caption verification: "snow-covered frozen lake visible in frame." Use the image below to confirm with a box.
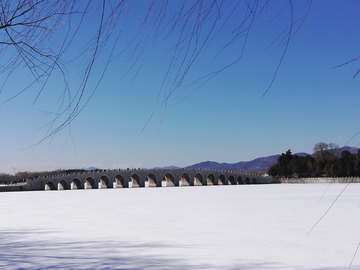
[1,184,360,269]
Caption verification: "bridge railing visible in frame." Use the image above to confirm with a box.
[280,177,360,183]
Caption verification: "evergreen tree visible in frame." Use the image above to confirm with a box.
[267,143,359,178]
[277,150,293,177]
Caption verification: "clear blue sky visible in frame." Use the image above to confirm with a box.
[0,0,360,174]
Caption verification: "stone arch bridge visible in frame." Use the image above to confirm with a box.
[26,168,273,191]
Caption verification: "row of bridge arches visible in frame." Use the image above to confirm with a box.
[44,172,259,190]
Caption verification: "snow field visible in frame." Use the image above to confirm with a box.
[1,184,360,269]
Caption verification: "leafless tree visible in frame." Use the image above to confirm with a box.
[0,0,313,143]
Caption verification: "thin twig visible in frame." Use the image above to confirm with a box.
[319,182,331,202]
[348,241,360,270]
[307,183,350,235]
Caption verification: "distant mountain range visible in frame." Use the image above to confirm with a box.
[185,155,283,172]
[82,166,99,171]
[182,146,360,172]
[154,166,179,170]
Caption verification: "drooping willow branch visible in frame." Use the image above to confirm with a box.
[0,0,313,143]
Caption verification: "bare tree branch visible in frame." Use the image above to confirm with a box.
[0,0,314,143]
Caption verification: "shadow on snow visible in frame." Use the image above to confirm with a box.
[0,230,351,270]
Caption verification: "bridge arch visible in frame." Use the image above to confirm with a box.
[85,177,96,189]
[252,178,257,184]
[147,173,158,187]
[218,174,225,185]
[245,177,250,184]
[58,180,69,190]
[45,181,56,190]
[180,173,191,186]
[164,172,176,187]
[194,173,204,186]
[99,175,110,189]
[131,173,141,188]
[207,174,215,185]
[114,175,126,188]
[228,175,236,185]
[237,176,244,185]
[72,178,82,189]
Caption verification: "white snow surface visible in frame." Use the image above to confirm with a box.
[1,184,360,269]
